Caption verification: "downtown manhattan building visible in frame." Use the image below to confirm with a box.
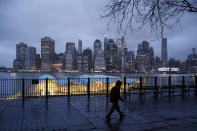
[25,46,36,70]
[12,36,197,73]
[41,37,55,71]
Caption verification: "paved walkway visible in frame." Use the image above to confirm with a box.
[1,92,197,131]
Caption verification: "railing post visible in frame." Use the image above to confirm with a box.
[87,77,90,98]
[140,77,142,94]
[168,76,171,94]
[106,77,109,98]
[22,78,25,103]
[46,78,48,100]
[68,78,70,98]
[195,75,197,92]
[124,77,126,98]
[154,76,158,94]
[182,76,185,93]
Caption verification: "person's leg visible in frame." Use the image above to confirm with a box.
[115,103,125,118]
[114,103,123,115]
[106,103,116,119]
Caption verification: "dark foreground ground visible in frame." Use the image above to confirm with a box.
[1,91,197,131]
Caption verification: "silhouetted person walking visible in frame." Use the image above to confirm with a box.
[106,80,125,121]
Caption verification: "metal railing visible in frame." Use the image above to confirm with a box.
[0,76,197,101]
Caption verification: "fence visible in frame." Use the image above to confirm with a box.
[0,76,197,101]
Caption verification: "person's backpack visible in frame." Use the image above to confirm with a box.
[110,86,118,102]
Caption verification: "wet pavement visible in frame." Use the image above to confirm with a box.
[0,92,197,131]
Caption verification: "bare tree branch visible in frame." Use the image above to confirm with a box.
[102,0,197,38]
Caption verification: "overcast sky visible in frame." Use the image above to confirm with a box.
[0,0,197,67]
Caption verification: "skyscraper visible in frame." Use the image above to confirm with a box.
[41,37,55,71]
[142,41,149,51]
[77,54,83,72]
[105,39,113,71]
[52,53,65,70]
[138,43,142,50]
[186,48,197,73]
[94,51,106,72]
[83,48,92,72]
[125,50,135,72]
[94,39,102,52]
[65,42,77,71]
[104,35,108,66]
[36,54,41,70]
[150,47,155,66]
[136,41,153,72]
[78,39,82,54]
[192,48,196,55]
[16,42,27,69]
[161,38,168,67]
[106,39,118,71]
[93,39,102,70]
[116,36,125,71]
[13,59,22,70]
[111,42,119,71]
[25,46,36,70]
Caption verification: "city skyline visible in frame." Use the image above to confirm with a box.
[0,0,197,67]
[10,35,197,73]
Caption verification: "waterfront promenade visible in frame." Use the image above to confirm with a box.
[1,92,197,131]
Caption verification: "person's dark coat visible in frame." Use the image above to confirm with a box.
[110,86,121,103]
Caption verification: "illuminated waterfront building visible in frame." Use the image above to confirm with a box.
[65,42,77,71]
[41,37,55,71]
[25,46,36,70]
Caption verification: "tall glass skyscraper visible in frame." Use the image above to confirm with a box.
[104,35,108,66]
[116,36,125,71]
[16,42,27,69]
[25,46,36,70]
[78,39,82,54]
[83,48,92,72]
[161,38,168,67]
[65,42,77,71]
[105,39,118,71]
[41,37,55,71]
[94,50,106,72]
[94,39,102,52]
[93,39,102,70]
[136,41,153,72]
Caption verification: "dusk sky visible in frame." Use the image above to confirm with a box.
[0,0,197,67]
